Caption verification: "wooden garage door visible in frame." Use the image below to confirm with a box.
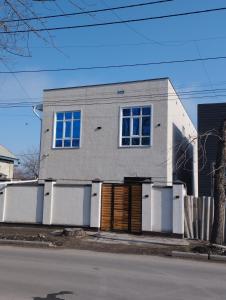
[101,184,142,233]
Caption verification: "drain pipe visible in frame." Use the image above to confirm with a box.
[32,104,43,180]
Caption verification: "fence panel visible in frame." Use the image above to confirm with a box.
[183,196,226,242]
[4,184,44,223]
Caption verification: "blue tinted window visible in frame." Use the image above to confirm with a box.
[133,118,139,135]
[72,139,80,147]
[121,106,151,147]
[64,140,71,147]
[65,121,71,138]
[142,137,150,145]
[123,108,130,116]
[73,120,80,138]
[56,121,63,139]
[132,107,140,116]
[73,111,81,119]
[132,138,140,145]
[142,117,150,136]
[122,118,130,136]
[54,111,81,148]
[56,112,64,121]
[65,112,72,120]
[55,140,62,148]
[122,138,130,145]
[142,107,151,115]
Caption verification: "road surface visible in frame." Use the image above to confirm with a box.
[0,246,225,300]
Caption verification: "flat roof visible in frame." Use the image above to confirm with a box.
[198,102,226,107]
[44,77,169,92]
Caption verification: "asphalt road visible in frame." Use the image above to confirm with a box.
[0,247,225,300]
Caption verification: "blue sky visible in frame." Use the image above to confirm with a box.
[1,0,226,155]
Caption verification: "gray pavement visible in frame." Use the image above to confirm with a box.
[0,246,225,300]
[87,231,189,246]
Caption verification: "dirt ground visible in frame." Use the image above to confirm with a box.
[0,225,223,257]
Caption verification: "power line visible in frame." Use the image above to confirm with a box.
[2,0,173,23]
[1,6,226,34]
[1,55,226,74]
[0,92,226,109]
[28,34,226,50]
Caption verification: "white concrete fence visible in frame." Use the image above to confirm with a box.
[0,180,186,236]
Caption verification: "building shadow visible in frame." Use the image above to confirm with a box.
[33,291,73,300]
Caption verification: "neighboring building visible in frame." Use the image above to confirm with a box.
[198,103,226,196]
[39,78,198,195]
[0,145,16,179]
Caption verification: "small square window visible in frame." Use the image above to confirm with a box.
[122,138,130,146]
[73,111,81,119]
[132,138,140,145]
[123,108,130,116]
[64,140,71,147]
[72,139,80,147]
[142,137,150,146]
[65,112,72,120]
[56,112,64,121]
[132,107,140,116]
[55,140,62,148]
[142,107,151,115]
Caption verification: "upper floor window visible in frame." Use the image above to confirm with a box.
[54,111,81,148]
[120,106,151,147]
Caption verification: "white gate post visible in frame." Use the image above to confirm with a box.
[173,181,186,237]
[42,179,55,225]
[90,179,102,229]
[142,179,153,233]
[0,184,7,222]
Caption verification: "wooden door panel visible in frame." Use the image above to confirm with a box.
[101,184,112,231]
[113,186,129,231]
[131,185,142,233]
[101,183,142,233]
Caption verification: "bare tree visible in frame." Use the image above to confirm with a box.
[175,126,226,244]
[0,1,48,58]
[210,120,226,244]
[14,147,39,179]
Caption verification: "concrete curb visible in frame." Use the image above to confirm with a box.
[172,251,208,260]
[172,251,226,262]
[210,255,226,262]
[0,239,54,247]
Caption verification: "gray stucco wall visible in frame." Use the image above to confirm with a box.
[39,79,170,183]
[167,82,198,195]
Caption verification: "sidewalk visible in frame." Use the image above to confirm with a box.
[87,231,189,247]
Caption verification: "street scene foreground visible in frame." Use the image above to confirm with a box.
[0,246,225,300]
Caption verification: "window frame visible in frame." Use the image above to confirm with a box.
[52,110,82,149]
[119,104,153,148]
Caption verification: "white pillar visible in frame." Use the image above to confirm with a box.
[142,180,153,232]
[0,184,7,222]
[42,180,55,225]
[90,180,102,229]
[173,182,186,237]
